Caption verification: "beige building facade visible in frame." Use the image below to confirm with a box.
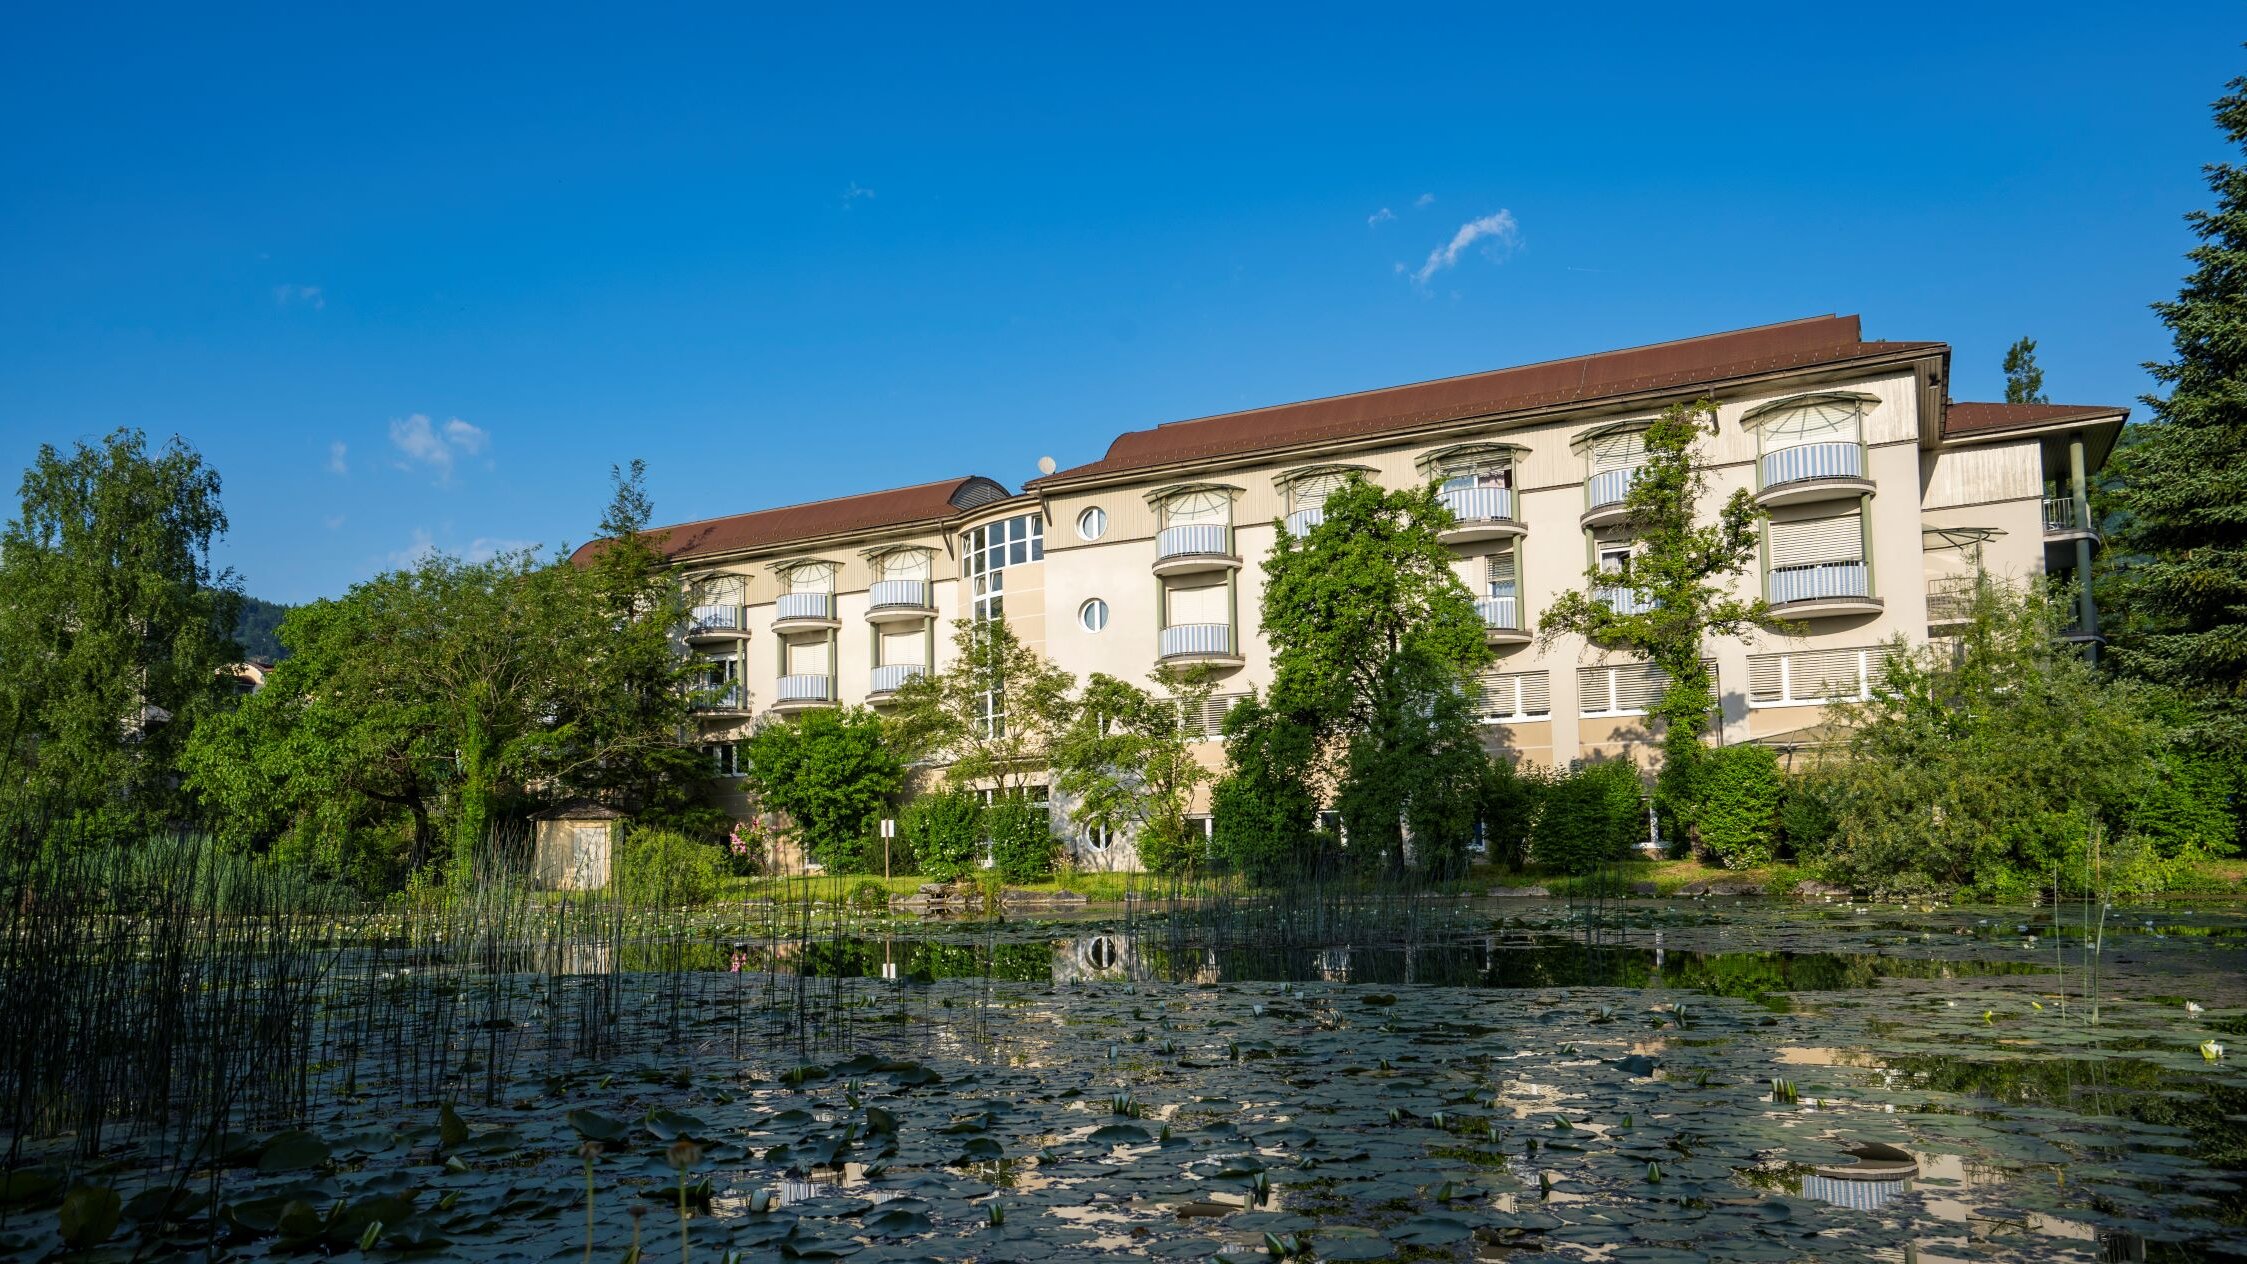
[588,315,2124,871]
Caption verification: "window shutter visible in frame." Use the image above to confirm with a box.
[786,638,826,675]
[1787,648,1865,701]
[1588,430,1644,472]
[1748,653,1784,704]
[1611,662,1668,714]
[880,628,924,665]
[1194,692,1247,737]
[1478,670,1551,720]
[1166,581,1228,625]
[1485,548,1517,586]
[1769,513,1863,566]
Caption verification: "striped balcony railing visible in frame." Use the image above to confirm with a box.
[774,591,835,622]
[868,579,931,611]
[1284,507,1324,538]
[687,603,744,634]
[1586,466,1641,511]
[692,685,744,711]
[1440,485,1515,525]
[870,663,925,694]
[1159,622,1233,659]
[1761,441,1864,489]
[2043,495,2088,533]
[775,673,835,703]
[1156,523,1232,561]
[1770,559,1870,605]
[1476,595,1521,631]
[1596,585,1656,615]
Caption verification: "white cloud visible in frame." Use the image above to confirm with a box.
[465,537,537,563]
[388,414,489,480]
[323,514,346,530]
[388,529,438,568]
[326,440,348,475]
[1409,210,1521,286]
[1367,207,1395,226]
[1414,192,1436,208]
[842,182,876,207]
[273,283,325,310]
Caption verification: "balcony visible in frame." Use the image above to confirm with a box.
[1477,593,1531,645]
[1154,524,1238,577]
[773,673,836,712]
[1926,576,1976,627]
[1581,466,1641,528]
[1595,585,1656,616]
[1757,442,1872,508]
[1159,622,1243,666]
[1438,486,1524,544]
[2043,495,2100,543]
[685,603,747,640]
[773,591,838,630]
[866,579,933,623]
[1284,507,1324,538]
[691,685,746,713]
[868,663,926,698]
[1769,560,1882,618]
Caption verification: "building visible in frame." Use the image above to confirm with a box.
[581,315,2124,869]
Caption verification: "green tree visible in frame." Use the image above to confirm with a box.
[2103,76,2247,740]
[1209,690,1324,882]
[889,617,1075,795]
[0,429,242,838]
[1051,666,1215,875]
[1478,755,1545,872]
[1694,742,1784,869]
[2002,336,2049,405]
[739,707,903,873]
[901,789,984,882]
[1539,399,1781,832]
[1810,577,2229,898]
[1335,653,1489,877]
[1528,760,1644,875]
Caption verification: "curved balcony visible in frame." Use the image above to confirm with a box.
[773,591,838,630]
[685,603,747,641]
[1154,524,1238,577]
[1439,487,1523,544]
[1769,560,1881,619]
[772,673,837,712]
[1595,585,1656,616]
[866,579,933,623]
[1757,442,1872,507]
[1158,622,1243,666]
[690,685,747,714]
[1476,594,1530,645]
[868,663,926,699]
[1284,507,1324,538]
[1581,466,1642,528]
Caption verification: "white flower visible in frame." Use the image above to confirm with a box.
[2187,1001,2205,1017]
[2202,1040,2225,1063]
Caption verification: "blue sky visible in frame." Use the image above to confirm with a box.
[0,5,2237,604]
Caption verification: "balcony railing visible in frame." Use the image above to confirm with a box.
[687,603,744,634]
[1476,595,1521,631]
[1284,507,1324,538]
[868,579,931,611]
[775,673,835,703]
[1441,486,1515,525]
[870,663,925,694]
[775,591,835,622]
[1927,576,1976,624]
[1159,622,1233,659]
[2044,495,2088,533]
[1587,466,1641,511]
[692,685,744,711]
[1761,441,1864,489]
[1157,523,1232,561]
[1596,585,1656,615]
[1770,559,1870,605]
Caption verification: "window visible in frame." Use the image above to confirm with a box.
[1079,598,1109,633]
[1164,580,1228,627]
[1162,489,1231,527]
[963,514,1044,624]
[1288,470,1351,514]
[1578,660,1718,718]
[1747,646,1893,706]
[1769,513,1864,567]
[1587,430,1646,473]
[1761,399,1863,449]
[1486,547,1518,597]
[784,563,835,593]
[1188,691,1248,738]
[1435,454,1514,492]
[702,742,744,777]
[1082,826,1114,854]
[874,550,931,581]
[1076,507,1107,541]
[1475,670,1551,722]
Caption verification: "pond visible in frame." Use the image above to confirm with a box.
[6,895,2245,1262]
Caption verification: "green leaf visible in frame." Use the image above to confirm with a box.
[56,1185,121,1248]
[439,1102,469,1149]
[258,1129,331,1172]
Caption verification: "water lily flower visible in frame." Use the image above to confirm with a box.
[2187,1001,2205,1017]
[2203,1041,2225,1062]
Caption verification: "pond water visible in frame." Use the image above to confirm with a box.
[8,896,2246,1262]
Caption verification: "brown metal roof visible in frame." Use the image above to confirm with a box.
[1942,401,2127,437]
[1031,315,1945,486]
[572,475,1012,566]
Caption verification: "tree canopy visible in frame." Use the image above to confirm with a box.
[740,706,904,874]
[1051,665,1216,875]
[888,616,1075,795]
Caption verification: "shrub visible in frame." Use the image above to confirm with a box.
[614,827,729,906]
[848,878,892,911]
[902,791,983,883]
[986,795,1058,883]
[1530,761,1643,875]
[1480,757,1545,872]
[1695,744,1784,869]
[1776,770,1838,858]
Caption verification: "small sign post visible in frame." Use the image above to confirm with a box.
[880,817,896,880]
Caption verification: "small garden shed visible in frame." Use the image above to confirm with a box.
[531,802,626,891]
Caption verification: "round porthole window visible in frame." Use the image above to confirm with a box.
[1079,598,1109,633]
[1076,506,1107,541]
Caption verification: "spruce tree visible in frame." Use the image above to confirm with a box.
[2104,74,2247,728]
[2002,337,2048,405]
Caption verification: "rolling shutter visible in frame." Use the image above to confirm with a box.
[1769,514,1862,566]
[786,638,827,675]
[1787,648,1866,701]
[880,628,924,666]
[1166,581,1228,625]
[1193,692,1248,737]
[1748,653,1785,704]
[1477,670,1550,720]
[1486,548,1517,588]
[1579,660,1718,716]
